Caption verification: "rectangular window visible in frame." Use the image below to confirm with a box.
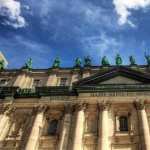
[32,79,40,88]
[0,79,8,86]
[60,78,67,86]
[47,119,58,136]
[119,116,128,131]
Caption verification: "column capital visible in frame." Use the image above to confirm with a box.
[32,105,49,115]
[98,101,111,111]
[64,104,73,114]
[38,105,49,112]
[134,100,146,110]
[4,105,16,116]
[74,103,88,112]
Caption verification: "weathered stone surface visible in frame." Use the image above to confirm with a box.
[0,66,150,150]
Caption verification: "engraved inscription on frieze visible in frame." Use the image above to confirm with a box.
[90,91,150,97]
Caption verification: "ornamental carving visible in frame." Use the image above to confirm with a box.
[8,113,29,138]
[74,103,88,112]
[64,104,73,114]
[134,100,145,110]
[32,105,49,115]
[4,105,16,116]
[98,101,111,111]
[38,105,49,113]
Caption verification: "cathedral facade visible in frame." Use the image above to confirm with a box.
[0,63,150,150]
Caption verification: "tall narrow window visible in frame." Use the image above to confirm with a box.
[47,119,58,135]
[60,78,67,86]
[119,116,128,131]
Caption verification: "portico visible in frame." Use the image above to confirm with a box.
[0,65,150,150]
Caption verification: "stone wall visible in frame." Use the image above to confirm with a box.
[0,97,149,150]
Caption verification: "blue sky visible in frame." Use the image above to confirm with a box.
[0,0,150,68]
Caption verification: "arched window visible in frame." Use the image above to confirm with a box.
[119,116,128,131]
[47,119,58,135]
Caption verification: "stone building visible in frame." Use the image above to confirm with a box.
[0,62,150,150]
[0,51,8,68]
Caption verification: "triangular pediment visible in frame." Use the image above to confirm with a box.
[74,67,150,86]
[99,75,141,84]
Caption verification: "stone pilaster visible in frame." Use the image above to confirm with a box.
[24,76,33,88]
[0,106,15,146]
[82,68,91,78]
[70,69,80,86]
[13,73,26,87]
[57,104,72,150]
[25,105,47,150]
[29,77,34,88]
[98,102,111,150]
[46,69,59,86]
[135,101,150,150]
[72,103,87,150]
[46,74,57,86]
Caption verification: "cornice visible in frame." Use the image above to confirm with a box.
[1,84,150,99]
[74,66,150,86]
[0,65,149,73]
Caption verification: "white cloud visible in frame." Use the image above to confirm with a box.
[37,0,116,30]
[81,33,121,57]
[113,0,150,27]
[0,0,27,28]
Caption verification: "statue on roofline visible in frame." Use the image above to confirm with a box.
[129,56,136,65]
[84,56,91,67]
[101,56,110,66]
[115,54,122,65]
[0,59,5,70]
[75,57,82,67]
[52,57,60,68]
[23,58,32,71]
[145,52,150,66]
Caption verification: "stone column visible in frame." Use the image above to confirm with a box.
[13,73,26,87]
[0,106,15,146]
[46,73,57,86]
[98,102,110,150]
[135,101,150,150]
[24,76,33,88]
[29,77,33,88]
[57,105,72,150]
[25,106,47,150]
[70,70,80,86]
[72,104,86,150]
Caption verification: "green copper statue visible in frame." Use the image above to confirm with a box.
[115,54,122,65]
[75,57,82,67]
[84,56,91,67]
[129,56,136,65]
[52,57,60,68]
[24,58,32,71]
[101,56,110,66]
[145,54,150,66]
[0,60,5,70]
